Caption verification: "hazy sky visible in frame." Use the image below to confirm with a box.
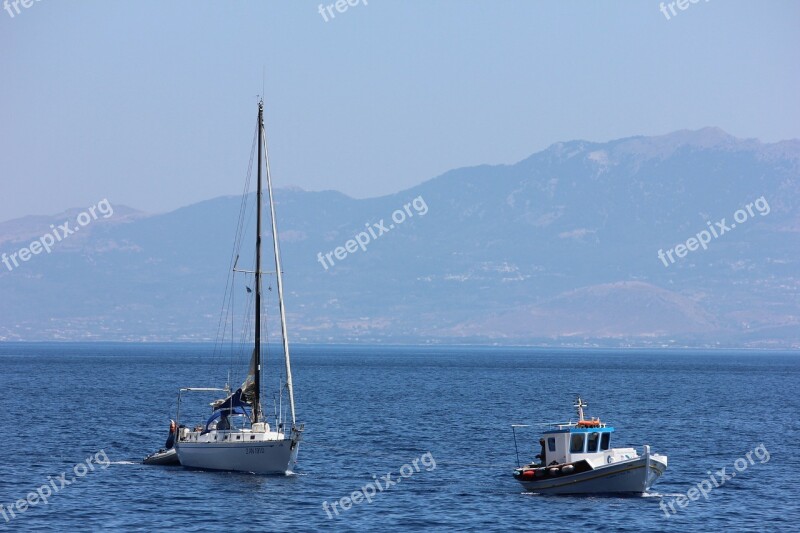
[1,1,798,221]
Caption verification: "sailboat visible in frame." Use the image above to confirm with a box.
[173,99,302,474]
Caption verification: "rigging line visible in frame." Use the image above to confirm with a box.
[209,256,241,387]
[226,273,236,386]
[263,263,275,371]
[221,188,258,385]
[234,272,257,380]
[239,285,256,352]
[225,131,257,305]
[263,270,278,372]
[206,123,258,387]
[238,289,255,372]
[233,123,259,254]
[227,278,234,382]
[260,113,296,425]
[221,133,256,299]
[231,182,255,264]
[210,122,258,367]
[264,284,289,415]
[229,270,254,373]
[231,279,255,381]
[217,264,241,386]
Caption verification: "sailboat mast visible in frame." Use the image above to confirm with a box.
[253,100,264,424]
[261,104,297,427]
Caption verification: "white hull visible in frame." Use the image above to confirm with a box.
[517,455,667,495]
[176,436,299,474]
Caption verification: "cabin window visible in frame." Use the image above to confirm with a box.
[600,432,611,451]
[587,432,600,453]
[570,433,585,453]
[547,437,556,452]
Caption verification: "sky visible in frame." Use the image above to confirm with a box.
[1,0,798,221]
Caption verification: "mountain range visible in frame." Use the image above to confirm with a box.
[1,127,798,348]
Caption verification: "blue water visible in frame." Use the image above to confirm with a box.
[1,343,798,531]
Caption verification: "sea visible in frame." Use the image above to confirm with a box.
[1,343,798,532]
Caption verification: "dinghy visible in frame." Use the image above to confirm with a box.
[143,447,180,466]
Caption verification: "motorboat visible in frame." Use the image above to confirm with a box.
[512,396,667,494]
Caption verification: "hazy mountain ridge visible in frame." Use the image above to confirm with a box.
[1,128,798,347]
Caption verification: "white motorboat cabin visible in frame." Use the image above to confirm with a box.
[537,398,638,468]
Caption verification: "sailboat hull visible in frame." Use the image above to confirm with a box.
[176,438,299,475]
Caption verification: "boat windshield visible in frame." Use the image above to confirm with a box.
[570,433,585,453]
[203,407,251,432]
[587,432,600,453]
